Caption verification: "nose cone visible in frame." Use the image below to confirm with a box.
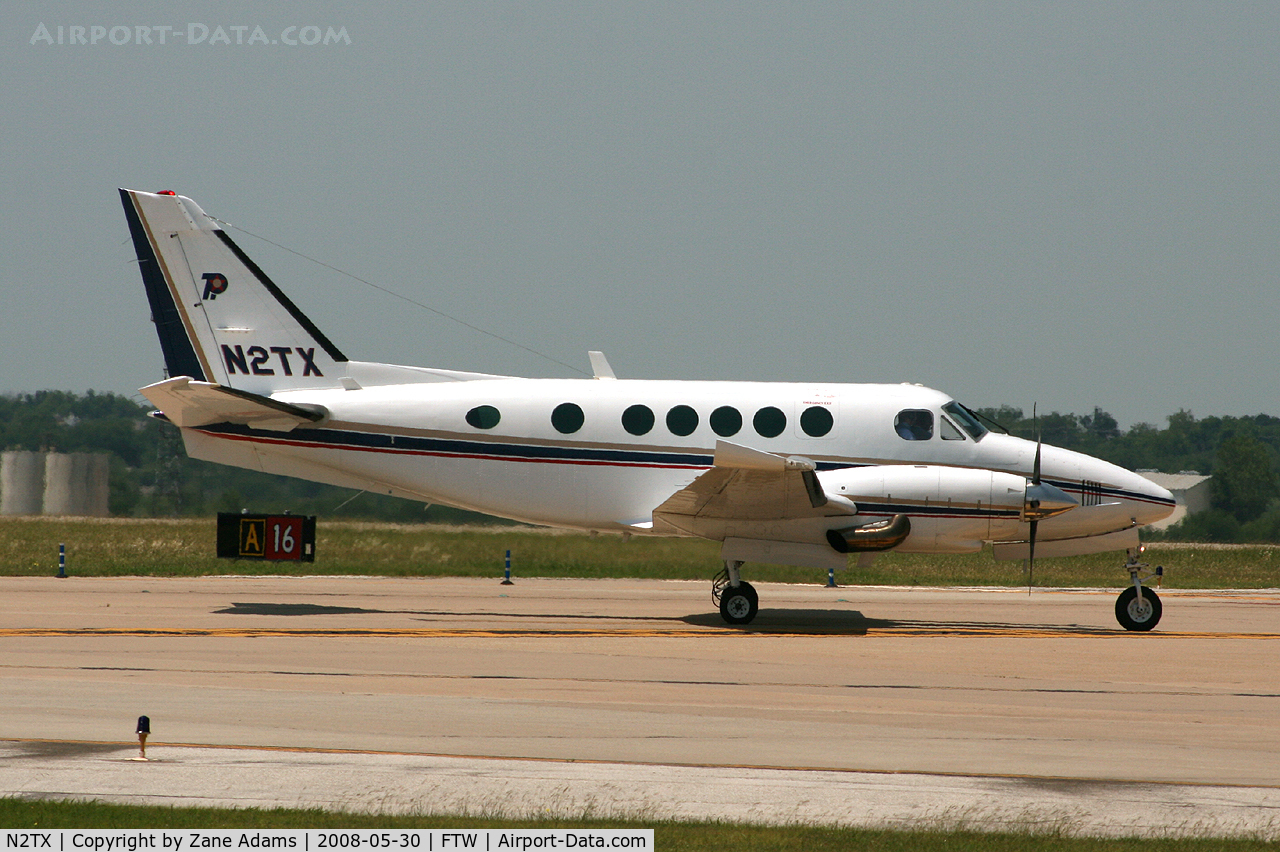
[1007,438,1178,528]
[1128,471,1177,526]
[1055,445,1178,527]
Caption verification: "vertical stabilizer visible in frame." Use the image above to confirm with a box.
[120,189,348,393]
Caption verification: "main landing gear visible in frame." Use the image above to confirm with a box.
[712,560,758,625]
[1115,548,1163,631]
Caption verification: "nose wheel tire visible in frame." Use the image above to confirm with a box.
[719,581,759,625]
[1115,586,1162,631]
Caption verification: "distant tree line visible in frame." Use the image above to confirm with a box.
[1,392,1277,540]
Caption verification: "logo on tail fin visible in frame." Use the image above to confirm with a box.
[201,272,229,300]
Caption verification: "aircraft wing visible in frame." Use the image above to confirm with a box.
[139,376,326,432]
[653,441,850,530]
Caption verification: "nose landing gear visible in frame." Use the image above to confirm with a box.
[1116,548,1163,631]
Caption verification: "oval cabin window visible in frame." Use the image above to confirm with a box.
[551,402,585,434]
[800,406,833,437]
[622,404,655,436]
[666,405,699,437]
[465,405,501,430]
[710,406,742,437]
[753,406,786,438]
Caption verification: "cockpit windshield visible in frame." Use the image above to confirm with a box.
[942,401,988,441]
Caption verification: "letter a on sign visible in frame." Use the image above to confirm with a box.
[239,518,266,557]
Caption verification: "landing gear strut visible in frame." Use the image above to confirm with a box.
[713,560,758,625]
[1115,548,1163,631]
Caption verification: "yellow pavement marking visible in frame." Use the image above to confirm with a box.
[0,626,1275,639]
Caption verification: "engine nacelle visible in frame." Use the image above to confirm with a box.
[818,465,1030,554]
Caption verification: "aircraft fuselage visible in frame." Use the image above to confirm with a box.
[181,376,1172,551]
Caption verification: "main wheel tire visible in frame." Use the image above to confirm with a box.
[719,580,759,625]
[1115,586,1162,631]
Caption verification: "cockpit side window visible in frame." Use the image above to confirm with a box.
[895,409,933,440]
[940,416,965,440]
[942,401,988,440]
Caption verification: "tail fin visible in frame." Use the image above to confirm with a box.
[120,189,348,393]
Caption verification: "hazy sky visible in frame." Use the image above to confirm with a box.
[4,2,1278,429]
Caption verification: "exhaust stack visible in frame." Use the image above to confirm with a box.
[826,514,912,554]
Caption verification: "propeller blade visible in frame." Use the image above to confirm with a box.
[1032,403,1042,485]
[1028,519,1037,595]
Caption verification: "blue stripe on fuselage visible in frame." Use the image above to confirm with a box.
[193,422,1175,508]
[1046,478,1176,508]
[200,422,721,469]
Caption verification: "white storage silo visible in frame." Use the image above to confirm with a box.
[1,450,46,515]
[42,452,110,517]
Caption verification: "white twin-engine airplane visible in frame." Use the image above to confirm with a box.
[121,188,1177,631]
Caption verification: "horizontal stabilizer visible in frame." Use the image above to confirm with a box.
[139,376,326,432]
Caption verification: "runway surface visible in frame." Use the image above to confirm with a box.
[2,575,1278,836]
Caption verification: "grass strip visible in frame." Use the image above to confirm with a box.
[1,799,1277,850]
[2,517,1278,589]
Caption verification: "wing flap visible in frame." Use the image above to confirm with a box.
[139,376,326,432]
